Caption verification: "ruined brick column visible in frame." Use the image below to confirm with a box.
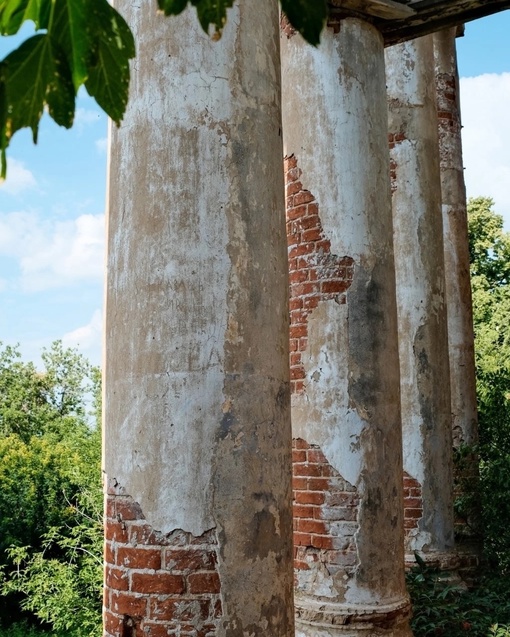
[281,17,411,637]
[434,27,481,583]
[103,3,294,636]
[386,36,458,575]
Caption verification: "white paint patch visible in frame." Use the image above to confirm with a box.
[292,301,364,487]
[281,21,390,264]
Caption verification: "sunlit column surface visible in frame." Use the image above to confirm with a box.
[386,35,458,575]
[281,17,411,637]
[103,2,294,635]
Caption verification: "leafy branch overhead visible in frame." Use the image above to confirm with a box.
[0,0,326,179]
[0,0,135,178]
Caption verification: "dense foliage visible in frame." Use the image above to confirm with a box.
[407,557,510,637]
[408,198,510,637]
[0,342,102,637]
[468,197,510,574]
[0,0,326,178]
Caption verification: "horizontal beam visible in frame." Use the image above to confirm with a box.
[380,0,510,44]
[330,0,416,19]
[328,0,510,46]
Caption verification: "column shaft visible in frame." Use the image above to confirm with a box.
[103,3,294,635]
[433,28,478,449]
[386,36,457,571]
[434,27,481,583]
[281,17,411,637]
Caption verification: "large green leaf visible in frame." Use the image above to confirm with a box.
[157,0,189,16]
[51,0,90,90]
[191,0,234,37]
[45,41,75,128]
[1,33,74,146]
[84,0,135,124]
[3,34,51,143]
[0,0,49,35]
[280,0,327,46]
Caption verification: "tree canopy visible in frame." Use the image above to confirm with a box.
[0,341,102,636]
[0,0,326,179]
[468,196,510,573]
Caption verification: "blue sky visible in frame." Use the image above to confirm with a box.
[0,11,509,367]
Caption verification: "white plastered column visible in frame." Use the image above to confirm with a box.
[386,35,458,573]
[104,2,295,634]
[282,17,411,637]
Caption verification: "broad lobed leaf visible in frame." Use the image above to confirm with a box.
[0,0,325,178]
[85,0,135,125]
[280,0,327,46]
[158,0,326,42]
[0,0,135,177]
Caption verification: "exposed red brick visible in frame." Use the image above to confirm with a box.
[110,591,148,616]
[106,521,129,543]
[284,154,355,395]
[104,492,222,636]
[104,541,115,564]
[140,623,173,637]
[402,471,423,535]
[105,566,129,591]
[294,490,325,505]
[117,547,162,570]
[187,572,221,594]
[149,597,211,622]
[131,572,185,595]
[104,609,124,636]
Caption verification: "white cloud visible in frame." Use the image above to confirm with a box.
[62,309,103,363]
[460,72,510,225]
[0,159,37,195]
[95,137,108,154]
[0,211,105,291]
[75,107,103,128]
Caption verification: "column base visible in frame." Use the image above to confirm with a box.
[295,596,412,637]
[405,550,466,588]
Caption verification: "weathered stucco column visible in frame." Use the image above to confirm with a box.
[281,17,411,636]
[386,36,457,573]
[103,3,294,636]
[434,27,481,583]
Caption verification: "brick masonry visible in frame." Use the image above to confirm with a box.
[285,154,354,395]
[402,471,423,536]
[285,155,360,583]
[104,487,222,637]
[388,132,407,193]
[292,438,359,580]
[436,72,460,150]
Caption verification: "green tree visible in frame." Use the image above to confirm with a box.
[0,342,102,636]
[0,0,326,178]
[468,197,510,573]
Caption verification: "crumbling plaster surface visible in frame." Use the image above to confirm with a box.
[433,28,478,448]
[282,17,409,619]
[386,36,455,555]
[105,1,294,633]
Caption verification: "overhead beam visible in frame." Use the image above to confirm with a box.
[380,0,510,45]
[327,0,510,46]
[330,0,416,19]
